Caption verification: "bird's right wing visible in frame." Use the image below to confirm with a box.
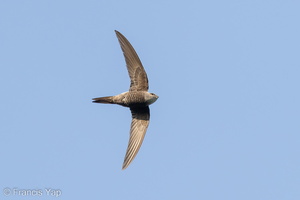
[122,106,150,170]
[115,30,149,92]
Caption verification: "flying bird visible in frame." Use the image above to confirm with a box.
[93,30,158,170]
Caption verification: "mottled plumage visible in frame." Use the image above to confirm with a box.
[93,30,158,170]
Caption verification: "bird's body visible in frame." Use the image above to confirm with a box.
[93,30,158,170]
[93,91,158,107]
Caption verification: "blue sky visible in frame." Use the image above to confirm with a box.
[1,0,299,199]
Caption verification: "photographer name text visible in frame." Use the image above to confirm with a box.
[3,187,61,197]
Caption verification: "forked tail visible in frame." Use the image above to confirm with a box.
[92,96,114,104]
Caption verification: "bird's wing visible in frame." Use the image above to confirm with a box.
[115,30,149,92]
[122,106,150,169]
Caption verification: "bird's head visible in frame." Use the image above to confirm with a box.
[145,92,159,105]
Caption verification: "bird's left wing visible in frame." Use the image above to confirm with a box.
[122,106,150,169]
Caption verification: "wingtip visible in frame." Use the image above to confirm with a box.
[122,161,129,170]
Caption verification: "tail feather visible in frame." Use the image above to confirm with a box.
[92,96,114,104]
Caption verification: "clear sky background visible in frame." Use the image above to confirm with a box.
[1,0,299,199]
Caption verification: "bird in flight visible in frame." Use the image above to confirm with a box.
[93,30,159,170]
